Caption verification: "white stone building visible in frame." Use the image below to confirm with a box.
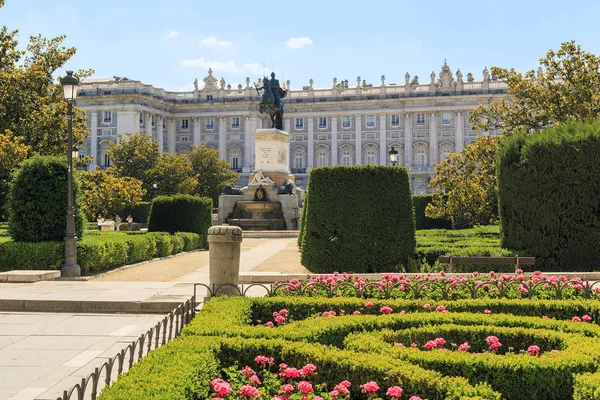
[77,62,507,192]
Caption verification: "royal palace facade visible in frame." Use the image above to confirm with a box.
[77,62,507,192]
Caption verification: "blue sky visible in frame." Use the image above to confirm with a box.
[2,0,599,91]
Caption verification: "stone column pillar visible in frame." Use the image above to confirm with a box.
[144,112,152,136]
[193,117,201,146]
[331,116,338,166]
[430,112,438,166]
[156,115,164,153]
[249,116,258,170]
[456,111,464,153]
[90,112,98,171]
[379,114,387,165]
[208,225,243,297]
[167,118,176,154]
[284,117,291,133]
[404,113,412,168]
[243,116,251,172]
[307,117,314,170]
[355,114,362,165]
[219,117,226,160]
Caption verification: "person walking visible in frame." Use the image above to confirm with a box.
[97,214,104,231]
[115,215,122,231]
[126,215,133,231]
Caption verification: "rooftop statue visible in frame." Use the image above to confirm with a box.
[255,72,287,130]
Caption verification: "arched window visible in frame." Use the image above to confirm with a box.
[293,148,305,169]
[439,143,454,161]
[414,144,428,166]
[364,145,377,165]
[341,146,352,166]
[316,146,329,167]
[228,146,242,171]
[100,141,112,167]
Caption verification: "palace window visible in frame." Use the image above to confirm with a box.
[440,145,454,160]
[139,115,143,125]
[206,95,213,102]
[103,111,112,124]
[152,116,156,127]
[440,130,453,137]
[341,149,352,166]
[416,113,425,125]
[365,148,376,165]
[230,156,239,170]
[442,112,452,125]
[342,134,352,140]
[318,134,327,141]
[294,149,305,169]
[318,117,327,128]
[391,114,400,126]
[317,148,328,167]
[342,116,351,128]
[206,118,214,129]
[415,147,427,166]
[295,118,304,129]
[181,119,189,129]
[231,117,240,128]
[103,154,111,167]
[366,115,375,127]
[179,136,189,142]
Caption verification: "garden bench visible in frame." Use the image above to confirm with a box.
[438,255,536,272]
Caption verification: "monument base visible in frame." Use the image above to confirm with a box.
[248,171,295,188]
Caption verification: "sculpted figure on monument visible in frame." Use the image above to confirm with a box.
[255,72,287,130]
[278,179,296,195]
[222,185,243,195]
[254,186,268,201]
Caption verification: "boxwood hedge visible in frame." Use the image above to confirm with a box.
[413,194,452,230]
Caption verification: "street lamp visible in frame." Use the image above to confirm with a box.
[60,71,80,277]
[388,146,399,166]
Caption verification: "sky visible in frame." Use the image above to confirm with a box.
[2,0,599,92]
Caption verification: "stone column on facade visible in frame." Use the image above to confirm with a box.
[307,117,314,170]
[249,116,258,170]
[331,116,338,166]
[156,115,164,153]
[355,114,362,165]
[379,114,387,165]
[218,117,226,160]
[167,118,176,154]
[144,112,152,136]
[243,116,251,172]
[284,118,291,133]
[89,112,98,171]
[456,111,464,153]
[429,112,438,166]
[193,117,201,146]
[404,113,412,169]
[208,225,243,297]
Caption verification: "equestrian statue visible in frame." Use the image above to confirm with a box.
[255,72,287,130]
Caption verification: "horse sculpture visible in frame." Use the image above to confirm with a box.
[256,73,287,130]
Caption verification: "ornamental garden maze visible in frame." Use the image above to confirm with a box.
[99,271,600,400]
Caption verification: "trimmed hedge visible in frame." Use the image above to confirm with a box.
[0,231,202,273]
[498,120,600,271]
[8,155,84,242]
[413,194,452,230]
[148,195,211,248]
[122,201,152,224]
[574,372,600,399]
[300,166,416,273]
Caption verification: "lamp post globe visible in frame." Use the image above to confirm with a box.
[388,146,399,166]
[60,71,81,277]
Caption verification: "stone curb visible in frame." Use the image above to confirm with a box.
[0,298,187,314]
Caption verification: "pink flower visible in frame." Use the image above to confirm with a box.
[515,268,523,274]
[282,367,300,379]
[409,397,422,400]
[484,309,492,314]
[329,389,340,398]
[458,342,470,352]
[423,303,430,310]
[248,374,261,386]
[582,315,592,322]
[300,364,317,376]
[365,301,374,308]
[386,386,403,398]
[353,310,361,315]
[240,366,255,378]
[298,381,314,394]
[486,336,502,351]
[239,384,260,398]
[265,321,274,327]
[550,349,559,354]
[527,345,540,356]
[424,340,437,350]
[572,316,582,322]
[281,384,294,394]
[380,306,393,314]
[314,397,324,400]
[360,381,379,393]
[435,305,446,312]
[255,355,274,366]
[395,343,405,347]
[273,311,280,318]
[275,315,286,325]
[279,309,288,316]
[411,342,418,348]
[211,378,232,397]
[434,337,446,346]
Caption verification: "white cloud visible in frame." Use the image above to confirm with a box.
[180,58,238,73]
[179,83,196,92]
[200,37,233,47]
[165,31,180,39]
[243,63,274,76]
[285,36,313,49]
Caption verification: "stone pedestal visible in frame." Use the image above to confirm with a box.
[208,225,243,297]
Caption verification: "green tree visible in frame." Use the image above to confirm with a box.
[0,131,28,220]
[188,145,239,205]
[152,153,198,196]
[79,170,146,221]
[108,133,160,196]
[426,136,499,228]
[471,41,600,135]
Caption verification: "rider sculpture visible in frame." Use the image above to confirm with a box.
[256,72,287,130]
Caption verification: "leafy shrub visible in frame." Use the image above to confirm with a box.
[150,232,175,257]
[175,232,203,251]
[413,195,452,230]
[574,372,600,399]
[148,194,211,247]
[300,166,416,273]
[122,201,152,224]
[498,119,600,271]
[8,155,84,242]
[0,241,63,270]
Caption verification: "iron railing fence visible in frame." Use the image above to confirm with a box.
[56,297,195,400]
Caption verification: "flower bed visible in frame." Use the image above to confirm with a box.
[98,294,600,400]
[269,270,600,300]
